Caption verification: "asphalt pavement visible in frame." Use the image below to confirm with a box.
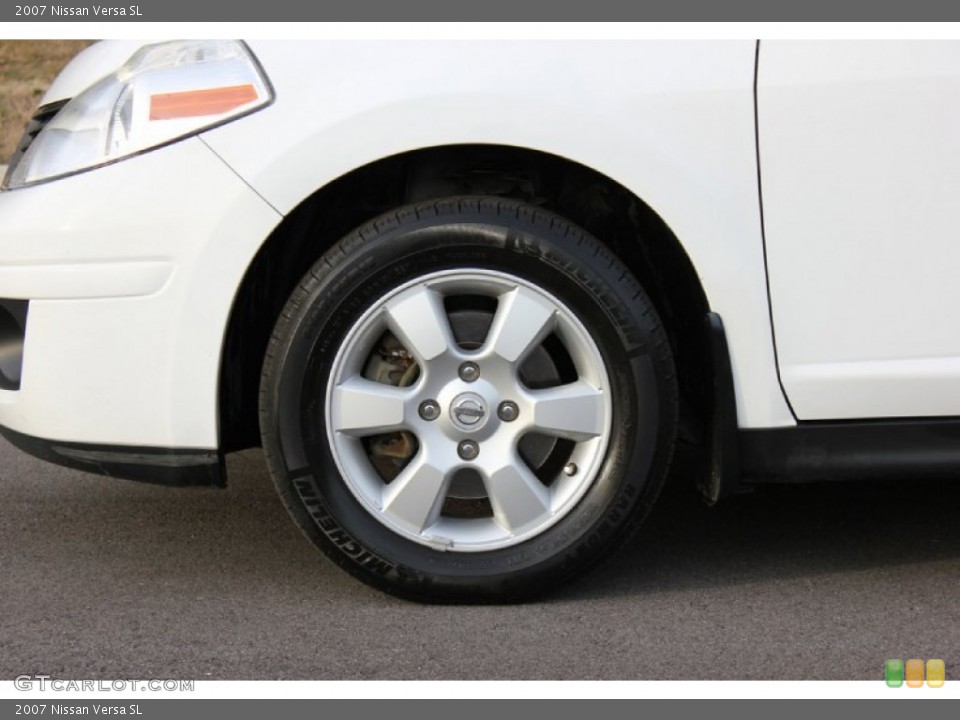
[1,438,958,680]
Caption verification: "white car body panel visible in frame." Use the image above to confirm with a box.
[759,40,960,419]
[12,38,959,454]
[202,40,795,430]
[0,138,280,447]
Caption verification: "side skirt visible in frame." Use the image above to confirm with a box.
[741,419,960,483]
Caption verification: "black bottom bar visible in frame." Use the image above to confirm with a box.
[741,419,960,483]
[0,425,225,487]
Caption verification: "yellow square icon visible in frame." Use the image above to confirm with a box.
[906,658,925,687]
[927,659,945,688]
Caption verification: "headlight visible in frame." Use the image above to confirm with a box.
[5,40,272,189]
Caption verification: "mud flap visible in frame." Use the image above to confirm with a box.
[699,313,741,504]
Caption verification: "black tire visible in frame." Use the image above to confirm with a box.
[259,197,678,603]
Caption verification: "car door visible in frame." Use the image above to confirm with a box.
[758,40,960,420]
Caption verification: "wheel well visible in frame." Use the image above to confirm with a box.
[219,145,711,453]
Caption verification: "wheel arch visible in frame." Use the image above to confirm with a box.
[218,144,712,457]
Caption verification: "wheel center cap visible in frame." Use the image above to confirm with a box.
[449,392,489,431]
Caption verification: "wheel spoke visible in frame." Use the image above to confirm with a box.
[330,377,409,436]
[381,457,449,534]
[385,286,454,363]
[485,461,552,534]
[528,380,606,441]
[485,286,556,364]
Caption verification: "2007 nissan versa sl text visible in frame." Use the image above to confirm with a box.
[2,39,957,602]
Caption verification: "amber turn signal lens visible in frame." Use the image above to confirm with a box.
[149,84,258,120]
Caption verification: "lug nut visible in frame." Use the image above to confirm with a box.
[418,400,441,421]
[563,462,578,477]
[458,361,480,383]
[457,439,480,461]
[497,400,519,422]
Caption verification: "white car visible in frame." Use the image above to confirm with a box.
[2,39,957,602]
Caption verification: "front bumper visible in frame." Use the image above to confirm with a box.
[0,138,281,468]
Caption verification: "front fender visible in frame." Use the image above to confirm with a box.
[201,39,793,430]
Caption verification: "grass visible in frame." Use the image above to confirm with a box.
[0,40,95,165]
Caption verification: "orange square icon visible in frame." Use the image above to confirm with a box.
[927,659,945,688]
[905,658,925,687]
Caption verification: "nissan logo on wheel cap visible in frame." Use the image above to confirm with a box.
[450,393,488,431]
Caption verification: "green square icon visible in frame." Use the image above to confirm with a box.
[886,659,905,687]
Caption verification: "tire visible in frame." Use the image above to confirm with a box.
[259,197,678,603]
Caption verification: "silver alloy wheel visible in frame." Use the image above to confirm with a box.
[325,269,612,552]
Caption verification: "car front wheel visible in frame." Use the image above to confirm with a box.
[259,197,678,602]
